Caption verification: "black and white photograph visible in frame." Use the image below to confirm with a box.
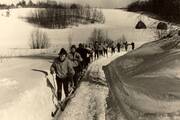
[0,0,180,120]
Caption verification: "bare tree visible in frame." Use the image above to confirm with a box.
[29,29,50,49]
[26,3,105,29]
[88,28,111,45]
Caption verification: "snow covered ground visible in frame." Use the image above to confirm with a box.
[0,8,158,56]
[0,57,54,120]
[58,52,127,120]
[0,7,170,120]
[103,35,180,120]
[0,51,126,120]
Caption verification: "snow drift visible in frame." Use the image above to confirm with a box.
[103,35,180,119]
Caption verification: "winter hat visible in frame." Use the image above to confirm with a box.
[58,48,67,55]
[71,45,76,49]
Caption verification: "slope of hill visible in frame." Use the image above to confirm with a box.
[103,34,180,119]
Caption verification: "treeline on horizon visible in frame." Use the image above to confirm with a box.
[0,0,90,9]
[127,0,180,23]
[25,2,105,29]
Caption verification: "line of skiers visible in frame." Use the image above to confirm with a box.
[50,44,93,103]
[94,41,135,59]
[50,41,135,103]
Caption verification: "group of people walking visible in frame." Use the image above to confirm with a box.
[50,43,92,103]
[94,41,135,59]
[49,41,135,103]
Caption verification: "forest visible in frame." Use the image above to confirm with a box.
[127,0,180,23]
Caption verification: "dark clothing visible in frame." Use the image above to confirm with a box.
[131,42,135,50]
[94,43,99,59]
[56,76,70,101]
[94,50,99,59]
[99,50,103,56]
[68,52,82,88]
[76,47,88,60]
[58,48,67,55]
[73,67,80,88]
[103,43,108,56]
[117,43,121,52]
[99,44,104,56]
[76,47,90,69]
[124,42,128,51]
[50,57,75,101]
[111,47,115,54]
[111,44,116,54]
[125,45,128,51]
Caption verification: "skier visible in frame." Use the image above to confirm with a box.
[68,45,83,89]
[103,42,108,57]
[124,41,128,51]
[89,43,94,62]
[84,44,93,68]
[76,43,90,69]
[131,42,135,50]
[99,43,104,56]
[116,42,121,52]
[111,42,116,55]
[94,41,99,60]
[50,48,75,103]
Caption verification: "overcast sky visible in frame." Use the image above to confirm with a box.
[0,0,136,8]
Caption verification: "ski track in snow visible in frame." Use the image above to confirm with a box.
[59,52,127,120]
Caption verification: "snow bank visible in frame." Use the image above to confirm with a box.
[0,76,54,120]
[103,35,180,120]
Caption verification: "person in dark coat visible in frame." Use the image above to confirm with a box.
[89,43,94,62]
[94,41,99,60]
[98,43,104,56]
[68,45,83,88]
[124,41,128,51]
[131,42,135,50]
[50,48,75,102]
[111,43,116,55]
[76,43,90,69]
[116,42,121,52]
[103,42,108,57]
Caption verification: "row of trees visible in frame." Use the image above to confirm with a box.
[0,0,95,9]
[88,28,115,47]
[29,29,50,49]
[0,0,34,9]
[28,28,128,50]
[27,6,105,28]
[127,0,180,23]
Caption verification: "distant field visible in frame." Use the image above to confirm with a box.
[0,8,157,57]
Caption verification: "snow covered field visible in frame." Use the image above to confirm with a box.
[0,8,158,56]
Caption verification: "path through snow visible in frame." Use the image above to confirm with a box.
[58,52,126,120]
